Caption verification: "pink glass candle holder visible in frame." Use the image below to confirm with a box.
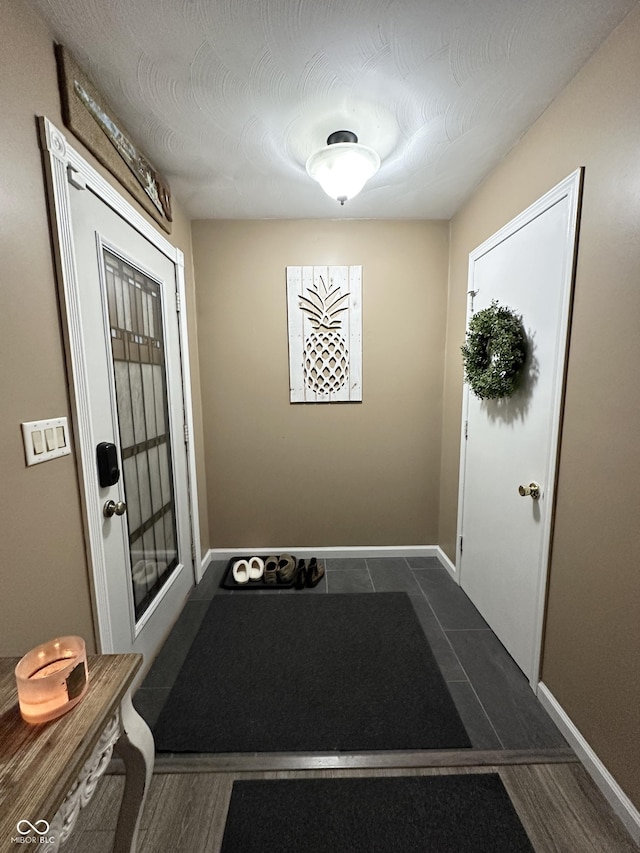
[15,636,89,724]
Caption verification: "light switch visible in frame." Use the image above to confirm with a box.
[21,418,71,466]
[31,430,45,455]
[45,428,56,451]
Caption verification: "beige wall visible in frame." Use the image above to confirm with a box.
[441,6,640,807]
[193,219,449,547]
[0,0,207,656]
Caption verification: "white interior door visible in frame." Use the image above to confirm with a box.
[67,180,195,663]
[457,170,582,684]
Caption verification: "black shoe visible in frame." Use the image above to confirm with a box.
[294,559,307,589]
[306,557,325,588]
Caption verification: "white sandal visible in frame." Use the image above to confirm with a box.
[232,559,250,584]
[248,556,264,581]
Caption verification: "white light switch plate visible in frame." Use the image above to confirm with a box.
[21,417,72,466]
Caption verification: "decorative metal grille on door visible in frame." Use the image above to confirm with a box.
[103,249,178,621]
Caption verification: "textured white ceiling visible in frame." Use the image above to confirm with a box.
[33,0,636,220]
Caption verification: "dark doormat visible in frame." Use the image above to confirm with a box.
[220,774,535,853]
[153,592,471,752]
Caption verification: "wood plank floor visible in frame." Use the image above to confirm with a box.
[63,761,638,852]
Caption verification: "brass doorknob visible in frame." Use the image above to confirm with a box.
[518,482,540,500]
[103,499,127,518]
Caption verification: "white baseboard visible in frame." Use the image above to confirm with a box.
[200,548,214,576]
[203,545,456,573]
[436,546,458,580]
[537,682,640,844]
[206,545,444,563]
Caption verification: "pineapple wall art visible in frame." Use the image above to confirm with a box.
[286,266,362,403]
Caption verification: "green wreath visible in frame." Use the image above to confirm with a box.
[461,300,527,399]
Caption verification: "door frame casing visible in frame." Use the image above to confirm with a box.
[455,168,583,686]
[39,116,202,653]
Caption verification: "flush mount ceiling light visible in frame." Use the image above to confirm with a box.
[305,130,380,205]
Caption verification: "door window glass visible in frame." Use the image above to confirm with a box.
[104,249,179,621]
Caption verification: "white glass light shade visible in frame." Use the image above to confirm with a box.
[306,142,380,204]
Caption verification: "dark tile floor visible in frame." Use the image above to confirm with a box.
[134,556,568,752]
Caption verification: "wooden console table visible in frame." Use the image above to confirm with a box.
[0,654,154,852]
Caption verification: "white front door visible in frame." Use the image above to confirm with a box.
[457,170,582,684]
[40,117,200,670]
[67,181,194,662]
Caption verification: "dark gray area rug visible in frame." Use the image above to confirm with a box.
[220,774,535,852]
[153,592,471,752]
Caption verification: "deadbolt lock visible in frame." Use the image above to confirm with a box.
[103,499,127,518]
[518,482,541,500]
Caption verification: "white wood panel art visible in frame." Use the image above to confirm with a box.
[287,266,362,403]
